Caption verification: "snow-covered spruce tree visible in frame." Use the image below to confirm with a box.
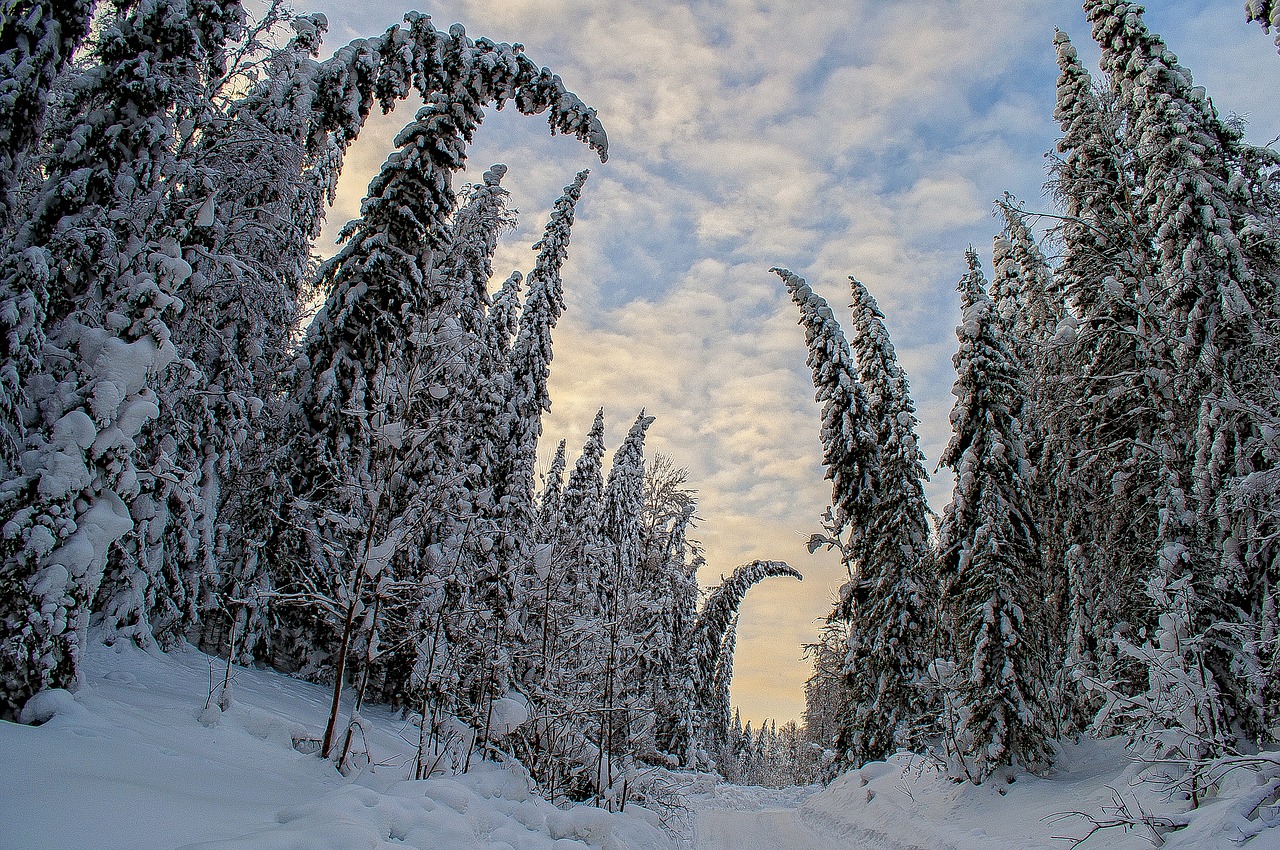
[773,269,877,599]
[0,0,250,718]
[990,204,1061,362]
[538,441,568,535]
[705,614,740,773]
[1044,29,1166,730]
[272,101,470,685]
[494,170,589,693]
[367,166,518,712]
[439,164,516,338]
[91,5,334,656]
[1085,0,1280,746]
[460,264,522,554]
[562,408,608,578]
[1247,0,1280,52]
[593,409,654,799]
[512,415,606,802]
[638,456,703,763]
[778,266,936,767]
[190,14,353,664]
[0,0,95,222]
[411,168,519,613]
[555,406,609,666]
[428,165,517,517]
[529,438,568,678]
[936,251,1054,783]
[828,276,938,767]
[989,208,1075,726]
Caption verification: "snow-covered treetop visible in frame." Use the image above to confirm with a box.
[1246,0,1280,52]
[563,407,607,532]
[688,560,802,687]
[510,169,590,422]
[846,276,932,556]
[602,410,656,583]
[774,268,877,538]
[439,163,515,334]
[991,205,1060,354]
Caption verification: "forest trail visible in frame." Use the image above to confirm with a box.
[691,806,874,850]
[691,803,911,850]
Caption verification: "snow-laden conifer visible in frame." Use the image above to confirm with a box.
[560,408,608,621]
[937,251,1054,782]
[439,164,516,336]
[989,210,1074,707]
[834,277,937,767]
[1247,0,1280,53]
[495,170,589,621]
[1084,0,1280,744]
[538,441,569,535]
[635,457,702,762]
[1045,28,1168,732]
[774,268,877,603]
[593,410,654,789]
[0,0,249,717]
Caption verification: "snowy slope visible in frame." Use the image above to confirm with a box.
[0,642,675,850]
[2,641,1276,850]
[801,746,1280,850]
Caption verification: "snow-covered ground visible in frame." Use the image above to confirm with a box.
[2,642,1276,850]
[0,642,673,850]
[691,744,1280,850]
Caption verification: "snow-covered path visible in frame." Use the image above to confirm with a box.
[692,807,865,850]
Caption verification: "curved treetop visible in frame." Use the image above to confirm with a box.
[686,559,803,685]
[285,12,608,168]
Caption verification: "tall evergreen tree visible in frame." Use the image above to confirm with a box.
[773,268,877,607]
[833,277,937,767]
[989,209,1073,723]
[937,251,1053,782]
[495,171,590,679]
[1085,0,1280,744]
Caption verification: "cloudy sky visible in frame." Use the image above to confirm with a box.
[300,0,1280,725]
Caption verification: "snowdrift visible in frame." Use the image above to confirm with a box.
[0,642,674,850]
[800,745,1280,850]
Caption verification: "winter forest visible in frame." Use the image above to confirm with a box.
[0,1,1278,849]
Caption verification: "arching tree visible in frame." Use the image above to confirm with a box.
[0,6,610,719]
[681,559,802,763]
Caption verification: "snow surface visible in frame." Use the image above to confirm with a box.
[0,642,673,850]
[798,746,1280,850]
[1,643,1275,850]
